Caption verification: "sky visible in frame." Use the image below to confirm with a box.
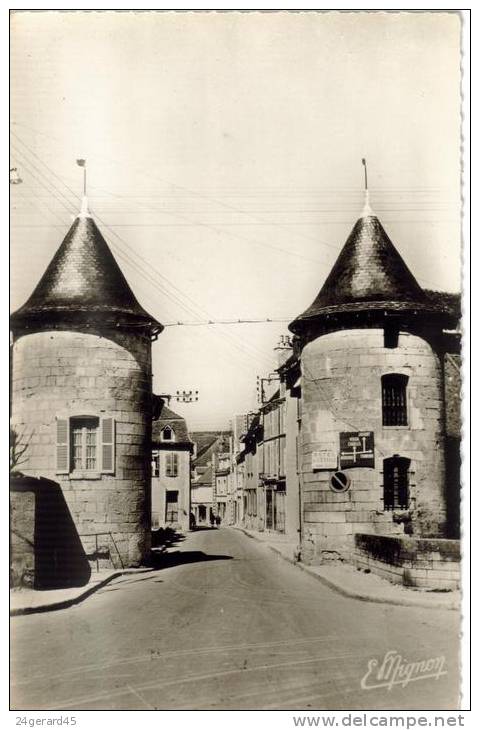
[10,10,462,430]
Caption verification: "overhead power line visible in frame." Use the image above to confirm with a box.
[163,318,292,327]
[10,135,276,372]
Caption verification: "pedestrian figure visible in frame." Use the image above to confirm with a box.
[215,515,221,527]
[210,510,215,528]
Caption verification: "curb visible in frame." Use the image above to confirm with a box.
[10,568,153,617]
[235,527,459,612]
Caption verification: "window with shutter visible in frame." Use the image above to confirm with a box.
[165,452,178,477]
[56,418,70,474]
[56,415,114,475]
[101,417,115,474]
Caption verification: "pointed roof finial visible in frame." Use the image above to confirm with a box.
[78,195,91,219]
[361,158,374,217]
[75,159,91,218]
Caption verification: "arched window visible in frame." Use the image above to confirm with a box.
[383,456,410,510]
[382,374,408,426]
[161,425,175,442]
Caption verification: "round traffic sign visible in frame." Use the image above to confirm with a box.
[330,471,351,493]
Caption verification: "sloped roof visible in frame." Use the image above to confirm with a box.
[290,211,455,334]
[424,290,462,327]
[191,432,232,468]
[11,211,163,336]
[152,401,192,445]
[191,432,222,461]
[192,464,213,486]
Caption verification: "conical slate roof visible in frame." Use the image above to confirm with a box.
[289,204,454,335]
[11,204,163,336]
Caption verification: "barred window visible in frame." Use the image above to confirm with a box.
[382,374,408,426]
[383,456,410,510]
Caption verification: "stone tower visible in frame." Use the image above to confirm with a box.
[10,198,163,567]
[289,194,457,563]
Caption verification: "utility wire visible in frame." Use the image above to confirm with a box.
[162,318,292,327]
[11,141,275,371]
[12,133,275,366]
[11,127,454,294]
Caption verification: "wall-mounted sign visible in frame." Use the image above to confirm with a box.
[339,431,375,468]
[312,449,337,470]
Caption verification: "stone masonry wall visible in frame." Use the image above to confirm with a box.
[10,488,35,588]
[300,329,446,564]
[10,327,152,567]
[354,533,460,590]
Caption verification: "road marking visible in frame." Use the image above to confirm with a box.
[126,684,155,710]
[262,684,359,709]
[43,651,370,710]
[12,633,346,687]
[168,671,358,710]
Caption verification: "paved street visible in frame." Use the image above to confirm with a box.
[11,528,460,710]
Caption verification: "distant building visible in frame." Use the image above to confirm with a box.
[241,415,263,531]
[237,385,300,539]
[213,450,231,523]
[151,400,193,532]
[10,197,163,577]
[190,431,232,526]
[191,465,215,526]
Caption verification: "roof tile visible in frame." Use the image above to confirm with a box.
[11,215,163,335]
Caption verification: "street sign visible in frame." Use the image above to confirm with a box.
[339,431,375,468]
[312,449,337,470]
[330,471,351,493]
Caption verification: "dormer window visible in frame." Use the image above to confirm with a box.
[161,426,175,442]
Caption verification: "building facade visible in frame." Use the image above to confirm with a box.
[10,198,162,569]
[190,465,215,526]
[190,431,233,526]
[151,401,193,533]
[288,195,461,564]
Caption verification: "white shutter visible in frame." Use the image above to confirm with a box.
[56,418,70,474]
[101,417,115,474]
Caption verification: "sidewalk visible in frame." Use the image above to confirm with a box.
[10,567,153,617]
[236,527,460,611]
